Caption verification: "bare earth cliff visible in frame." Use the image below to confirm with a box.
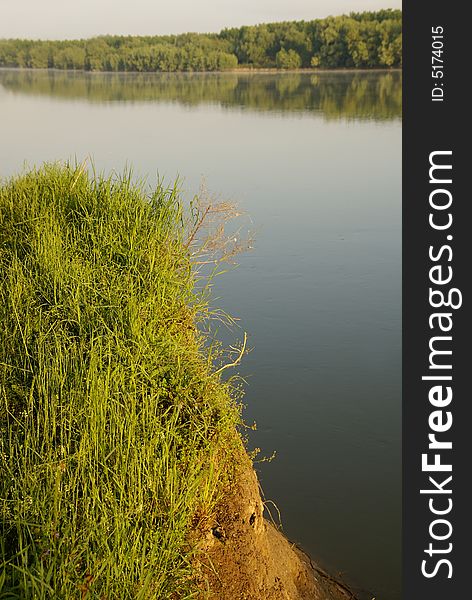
[195,444,357,600]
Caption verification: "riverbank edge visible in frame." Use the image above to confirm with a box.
[194,436,360,600]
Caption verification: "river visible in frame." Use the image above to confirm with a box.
[0,68,401,600]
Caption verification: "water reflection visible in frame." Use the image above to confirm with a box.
[0,69,401,121]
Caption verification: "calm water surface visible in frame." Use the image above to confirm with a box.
[0,70,401,600]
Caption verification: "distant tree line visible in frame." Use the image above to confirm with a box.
[0,10,401,72]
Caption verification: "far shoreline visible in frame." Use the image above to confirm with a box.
[0,66,402,75]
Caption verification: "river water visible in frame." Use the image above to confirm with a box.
[0,69,401,600]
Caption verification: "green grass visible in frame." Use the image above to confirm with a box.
[0,164,241,599]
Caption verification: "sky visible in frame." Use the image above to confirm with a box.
[0,0,402,40]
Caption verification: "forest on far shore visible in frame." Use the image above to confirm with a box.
[0,9,401,72]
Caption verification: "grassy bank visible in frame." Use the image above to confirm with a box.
[0,164,241,598]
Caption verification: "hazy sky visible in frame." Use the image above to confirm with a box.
[0,0,401,40]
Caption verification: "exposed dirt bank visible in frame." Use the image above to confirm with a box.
[194,443,358,600]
